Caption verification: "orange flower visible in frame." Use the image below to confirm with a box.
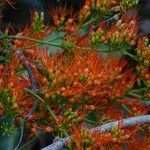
[36,50,135,105]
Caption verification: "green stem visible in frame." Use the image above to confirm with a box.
[25,89,70,137]
[25,88,58,122]
[127,92,142,99]
[122,50,138,61]
[130,88,148,93]
[85,119,100,125]
[121,105,131,115]
[0,35,62,48]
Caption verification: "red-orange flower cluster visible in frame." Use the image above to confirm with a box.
[35,50,135,105]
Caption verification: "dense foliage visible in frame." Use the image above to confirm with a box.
[0,0,149,150]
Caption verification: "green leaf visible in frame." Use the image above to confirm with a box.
[43,31,66,54]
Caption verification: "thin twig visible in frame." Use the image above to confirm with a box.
[14,51,38,150]
[41,115,150,150]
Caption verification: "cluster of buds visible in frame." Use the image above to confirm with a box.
[67,127,94,150]
[31,12,45,33]
[136,37,150,66]
[50,4,79,28]
[120,0,139,12]
[91,0,119,13]
[0,89,20,119]
[90,19,137,50]
[78,0,91,21]
[67,125,139,150]
[55,108,83,136]
[0,56,35,123]
[111,126,125,138]
[79,0,120,22]
[136,37,150,87]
